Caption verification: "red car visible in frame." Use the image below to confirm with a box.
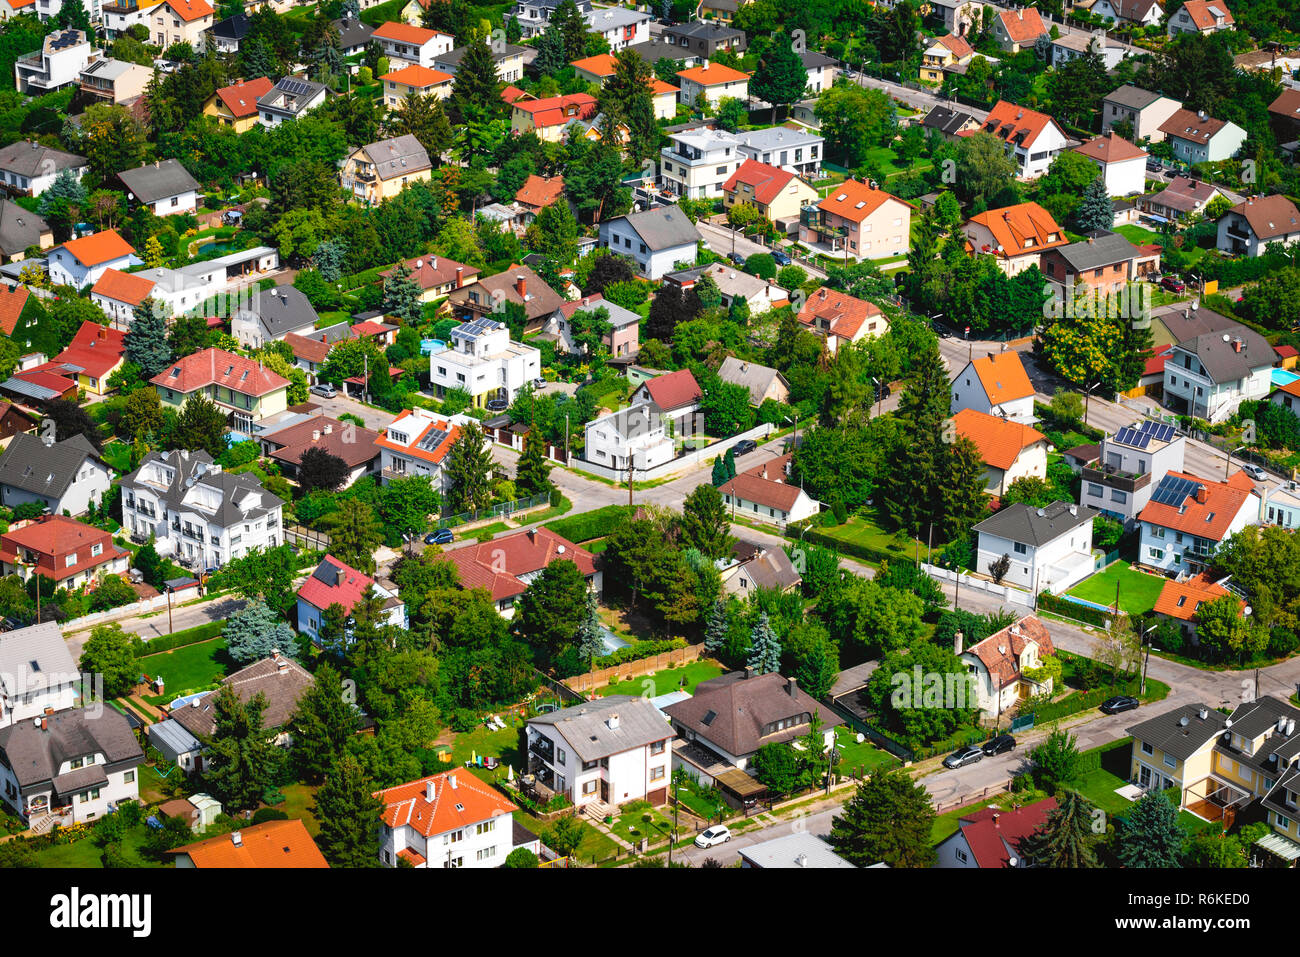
[1161,276,1186,293]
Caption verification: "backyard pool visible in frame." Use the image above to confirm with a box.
[1271,368,1300,388]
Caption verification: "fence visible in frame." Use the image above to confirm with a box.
[532,668,586,706]
[434,492,552,530]
[573,421,775,484]
[283,524,331,550]
[563,643,706,696]
[824,693,915,764]
[920,563,1034,609]
[1010,713,1036,734]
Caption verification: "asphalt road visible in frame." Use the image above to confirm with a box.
[695,220,829,281]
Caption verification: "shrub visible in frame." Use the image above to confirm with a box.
[451,708,479,732]
[252,807,289,824]
[1011,772,1034,793]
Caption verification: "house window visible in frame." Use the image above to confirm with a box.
[650,740,665,755]
[124,770,134,783]
[557,748,566,765]
[582,780,598,795]
[476,820,495,835]
[956,848,968,863]
[1163,754,1176,769]
[1013,542,1027,555]
[1141,742,1153,755]
[650,766,665,782]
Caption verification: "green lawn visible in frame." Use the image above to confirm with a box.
[593,661,724,700]
[1114,224,1161,245]
[138,638,233,703]
[1073,740,1222,835]
[100,441,133,474]
[448,719,526,770]
[34,823,166,868]
[830,726,898,777]
[809,512,930,565]
[1065,561,1166,616]
[609,804,673,846]
[512,809,622,863]
[931,789,1053,845]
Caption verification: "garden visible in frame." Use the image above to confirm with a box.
[1065,560,1166,617]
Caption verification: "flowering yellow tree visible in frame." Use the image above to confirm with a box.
[1038,313,1120,388]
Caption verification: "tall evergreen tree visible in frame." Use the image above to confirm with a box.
[1115,790,1184,868]
[448,30,504,161]
[533,26,567,76]
[679,483,734,560]
[596,49,658,163]
[704,599,727,653]
[387,91,453,158]
[881,336,949,536]
[381,259,422,322]
[56,0,91,32]
[444,421,494,513]
[203,686,283,812]
[37,168,88,216]
[746,612,782,674]
[574,591,605,671]
[290,663,357,784]
[829,768,936,867]
[940,435,990,539]
[515,429,553,497]
[311,753,384,867]
[124,298,172,379]
[171,393,228,458]
[549,0,589,62]
[1073,175,1115,233]
[1018,790,1099,868]
[749,32,808,123]
[223,599,297,665]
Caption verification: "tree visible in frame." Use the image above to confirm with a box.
[1073,175,1114,232]
[1196,594,1266,664]
[220,545,300,617]
[1030,728,1083,790]
[56,0,91,32]
[814,83,893,167]
[989,553,1011,585]
[378,475,441,539]
[290,662,357,783]
[311,753,383,867]
[828,768,936,867]
[298,446,351,494]
[513,559,590,662]
[224,599,298,666]
[171,394,227,458]
[448,29,504,162]
[574,591,605,672]
[549,0,589,61]
[323,499,384,574]
[444,422,494,513]
[78,624,139,699]
[504,847,539,867]
[381,259,423,323]
[715,96,748,132]
[525,202,580,267]
[1018,789,1099,868]
[166,313,213,358]
[746,612,782,674]
[703,599,727,653]
[752,742,800,795]
[749,32,807,123]
[133,539,165,588]
[955,132,1018,210]
[1115,790,1183,868]
[203,686,283,812]
[123,299,172,379]
[595,48,658,163]
[541,814,586,858]
[679,483,734,560]
[515,430,553,497]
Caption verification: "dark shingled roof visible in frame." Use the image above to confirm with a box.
[172,652,313,740]
[0,706,142,791]
[0,432,104,499]
[664,671,842,758]
[118,159,200,204]
[973,500,1097,547]
[1126,703,1228,762]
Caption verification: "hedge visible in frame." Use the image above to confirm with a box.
[133,620,225,657]
[1036,591,1110,628]
[543,505,633,544]
[595,638,687,668]
[797,527,900,567]
[1031,675,1168,725]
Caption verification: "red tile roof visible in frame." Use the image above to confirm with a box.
[60,229,135,267]
[90,267,155,306]
[1179,0,1234,30]
[515,174,565,210]
[1153,572,1242,621]
[996,7,1048,44]
[0,516,126,584]
[50,321,127,379]
[642,368,701,411]
[981,100,1061,151]
[0,284,29,337]
[372,21,448,45]
[964,616,1055,690]
[817,178,911,224]
[380,254,479,292]
[722,159,797,206]
[1144,343,1173,377]
[950,408,1048,471]
[297,554,377,614]
[163,0,213,21]
[150,347,290,397]
[511,93,597,129]
[380,64,453,88]
[447,528,596,602]
[796,287,884,342]
[965,201,1066,260]
[570,53,617,76]
[1137,470,1258,541]
[956,797,1058,867]
[969,351,1035,405]
[677,62,749,85]
[935,33,975,59]
[720,468,803,512]
[376,770,517,838]
[374,409,461,466]
[1073,130,1147,164]
[1223,194,1300,241]
[283,331,335,365]
[214,77,274,118]
[170,819,328,868]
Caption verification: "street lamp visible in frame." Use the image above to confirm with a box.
[1140,623,1157,695]
[1225,445,1247,481]
[1083,380,1103,427]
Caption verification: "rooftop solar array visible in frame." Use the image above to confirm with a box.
[50,31,82,49]
[418,425,449,453]
[278,77,314,96]
[456,317,501,340]
[1113,420,1177,449]
[1150,474,1202,507]
[313,562,340,587]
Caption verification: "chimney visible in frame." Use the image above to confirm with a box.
[608,713,620,730]
[323,423,332,435]
[703,59,710,70]
[992,813,1001,827]
[425,779,436,802]
[527,528,536,542]
[448,774,458,790]
[1195,485,1208,504]
[786,676,798,698]
[231,831,243,847]
[455,266,464,287]
[40,718,46,730]
[1233,338,1242,353]
[954,630,963,656]
[1087,235,1094,244]
[744,666,754,679]
[515,275,527,298]
[1198,707,1208,720]
[312,430,321,441]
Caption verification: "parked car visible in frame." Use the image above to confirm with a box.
[771,250,792,266]
[733,439,757,455]
[942,745,984,769]
[1101,695,1140,715]
[1160,276,1186,293]
[694,825,732,848]
[873,382,890,402]
[425,528,454,545]
[934,323,953,338]
[727,252,746,266]
[309,383,336,398]
[1243,464,1268,481]
[982,734,1016,756]
[531,377,547,390]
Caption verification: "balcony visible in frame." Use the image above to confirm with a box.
[1082,462,1151,493]
[528,736,554,764]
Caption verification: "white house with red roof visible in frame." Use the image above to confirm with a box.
[152,0,215,52]
[1137,470,1259,574]
[977,100,1070,179]
[151,347,290,432]
[631,368,702,424]
[47,229,139,288]
[371,21,453,68]
[375,769,538,868]
[719,452,820,526]
[0,514,129,589]
[957,616,1058,718]
[45,320,126,397]
[795,287,888,354]
[447,527,600,617]
[1168,0,1234,35]
[935,796,1058,867]
[375,407,465,493]
[798,179,913,261]
[583,404,675,472]
[950,351,1036,424]
[721,159,818,223]
[1073,131,1147,197]
[296,554,406,648]
[992,7,1048,52]
[962,201,1067,276]
[675,60,749,109]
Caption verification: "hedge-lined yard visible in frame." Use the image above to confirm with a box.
[544,505,632,544]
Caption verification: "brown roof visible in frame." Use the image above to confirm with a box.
[463,265,565,321]
[170,652,313,740]
[170,819,328,868]
[1146,176,1223,214]
[720,470,804,512]
[996,7,1048,43]
[1179,0,1234,29]
[1268,88,1300,122]
[950,408,1047,471]
[514,174,565,210]
[663,671,842,757]
[262,415,382,469]
[965,616,1055,690]
[283,331,335,365]
[381,254,479,292]
[447,527,596,602]
[1159,108,1230,144]
[0,284,29,337]
[796,287,884,341]
[1224,194,1300,241]
[935,33,975,59]
[1073,130,1147,164]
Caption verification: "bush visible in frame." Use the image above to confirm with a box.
[133,620,225,657]
[451,708,478,732]
[252,807,289,824]
[1011,772,1034,793]
[1268,626,1299,659]
[543,505,632,543]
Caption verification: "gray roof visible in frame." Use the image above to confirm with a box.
[259,77,328,115]
[236,285,320,339]
[147,718,202,759]
[1105,84,1164,110]
[973,500,1097,547]
[731,539,801,591]
[1226,695,1300,739]
[1261,764,1300,822]
[171,653,313,740]
[0,706,142,791]
[122,449,284,528]
[528,695,672,763]
[587,5,651,30]
[0,141,86,179]
[611,205,700,251]
[1172,320,1273,384]
[625,39,691,63]
[737,832,856,868]
[1126,703,1228,761]
[717,356,788,406]
[664,671,842,757]
[664,21,745,42]
[118,159,200,205]
[0,621,77,701]
[211,12,250,40]
[735,126,823,153]
[798,50,838,70]
[332,16,373,49]
[358,135,431,183]
[0,432,103,500]
[922,104,978,135]
[1052,230,1141,271]
[0,199,49,258]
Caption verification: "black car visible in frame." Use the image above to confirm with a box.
[873,382,890,402]
[727,252,746,266]
[942,745,984,769]
[982,734,1016,756]
[934,323,953,338]
[733,439,757,455]
[1101,695,1140,715]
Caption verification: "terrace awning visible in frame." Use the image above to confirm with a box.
[1255,831,1300,862]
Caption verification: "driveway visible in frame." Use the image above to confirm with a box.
[298,393,396,432]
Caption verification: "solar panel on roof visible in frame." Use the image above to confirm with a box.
[1139,421,1176,443]
[418,427,449,453]
[313,562,340,587]
[1114,427,1150,449]
[279,78,312,96]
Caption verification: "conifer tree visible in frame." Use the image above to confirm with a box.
[1074,175,1115,233]
[829,768,936,867]
[381,259,422,322]
[124,298,172,379]
[290,663,357,784]
[746,612,781,674]
[749,32,808,124]
[515,430,553,497]
[574,592,605,671]
[203,686,283,812]
[1018,790,1099,868]
[704,599,727,653]
[311,753,384,867]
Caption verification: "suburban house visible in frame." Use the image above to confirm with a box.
[584,404,674,472]
[208,11,249,53]
[978,100,1070,179]
[151,347,290,431]
[448,264,565,333]
[920,32,977,84]
[739,832,855,868]
[283,326,350,383]
[426,317,543,408]
[1091,0,1163,26]
[632,368,702,429]
[0,621,78,729]
[78,57,153,104]
[721,159,818,224]
[721,538,802,598]
[959,616,1058,719]
[972,500,1098,595]
[659,126,744,200]
[380,64,454,106]
[1162,307,1274,421]
[0,401,37,447]
[720,452,821,527]
[0,515,129,590]
[675,61,749,109]
[540,294,641,359]
[663,263,789,316]
[296,554,406,648]
[950,351,1036,424]
[661,19,746,58]
[1168,0,1233,35]
[1040,230,1159,297]
[332,15,374,57]
[341,135,432,205]
[1153,572,1244,645]
[717,357,790,407]
[374,407,463,491]
[375,769,537,868]
[92,246,279,325]
[951,408,1049,496]
[448,527,600,618]
[1267,87,1300,144]
[149,0,215,51]
[202,76,274,132]
[1080,420,1187,524]
[47,229,138,288]
[584,4,650,51]
[13,29,93,94]
[513,174,566,226]
[100,0,167,38]
[526,696,673,810]
[256,76,328,128]
[507,91,598,142]
[0,432,111,516]
[1073,131,1147,197]
[170,819,328,868]
[1137,470,1259,573]
[922,104,982,139]
[798,179,912,261]
[1158,109,1247,164]
[380,255,480,303]
[796,287,888,354]
[992,7,1049,52]
[1143,176,1233,226]
[511,0,592,38]
[961,201,1067,276]
[1216,194,1300,257]
[1259,480,1300,530]
[119,449,284,568]
[928,0,989,36]
[1050,32,1129,70]
[371,20,453,68]
[734,127,824,181]
[257,414,382,488]
[598,206,701,280]
[935,797,1059,868]
[433,42,527,84]
[117,159,199,216]
[1101,85,1183,143]
[0,705,142,828]
[0,141,86,197]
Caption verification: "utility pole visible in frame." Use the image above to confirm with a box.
[1140,624,1155,695]
[627,461,634,507]
[166,584,174,635]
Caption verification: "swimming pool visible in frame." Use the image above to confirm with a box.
[1271,368,1300,388]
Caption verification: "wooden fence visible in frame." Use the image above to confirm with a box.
[563,643,707,696]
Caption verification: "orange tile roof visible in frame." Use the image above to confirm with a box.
[723,159,797,206]
[515,174,565,210]
[0,284,29,337]
[816,178,910,224]
[966,616,1055,689]
[571,53,617,76]
[150,347,290,397]
[214,77,274,118]
[170,819,329,868]
[796,287,884,342]
[950,408,1047,471]
[1137,470,1257,541]
[969,351,1034,405]
[447,527,596,602]
[1153,572,1242,621]
[0,516,126,584]
[936,33,975,59]
[50,321,126,379]
[649,78,679,95]
[1180,0,1234,29]
[376,770,517,839]
[372,21,448,45]
[90,267,154,306]
[997,7,1048,43]
[981,100,1060,151]
[1073,130,1147,164]
[60,229,135,267]
[381,63,453,88]
[375,409,461,466]
[676,62,749,85]
[965,201,1066,259]
[511,93,597,128]
[162,0,213,21]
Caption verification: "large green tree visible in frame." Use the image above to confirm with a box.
[202,686,284,812]
[444,422,494,513]
[749,32,807,123]
[828,768,936,867]
[290,662,357,784]
[513,559,590,663]
[124,299,172,379]
[311,752,384,867]
[223,599,297,666]
[171,393,227,458]
[679,482,735,560]
[1114,790,1184,868]
[1018,790,1099,868]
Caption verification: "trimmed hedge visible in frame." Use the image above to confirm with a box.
[543,505,633,544]
[797,527,901,567]
[595,638,687,668]
[1036,591,1110,628]
[133,620,225,657]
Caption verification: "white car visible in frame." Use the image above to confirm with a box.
[1243,464,1268,482]
[694,825,731,849]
